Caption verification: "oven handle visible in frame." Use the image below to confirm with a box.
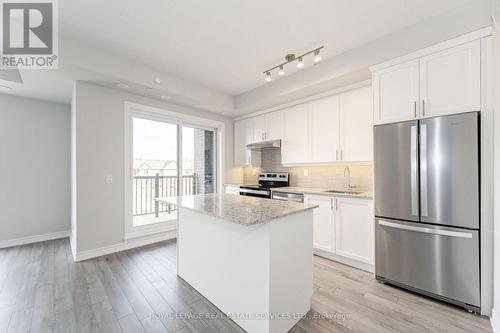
[239,188,269,196]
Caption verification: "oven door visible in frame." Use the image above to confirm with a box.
[239,187,270,198]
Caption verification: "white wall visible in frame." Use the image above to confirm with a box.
[491,11,500,332]
[72,81,241,254]
[0,94,70,243]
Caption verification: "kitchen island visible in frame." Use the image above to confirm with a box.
[156,193,317,333]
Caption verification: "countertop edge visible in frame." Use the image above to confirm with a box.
[270,187,373,199]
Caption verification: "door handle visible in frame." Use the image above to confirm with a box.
[422,100,426,117]
[410,125,418,216]
[420,124,428,217]
[413,101,417,118]
[336,150,339,160]
[340,149,343,160]
[335,199,339,211]
[378,220,472,238]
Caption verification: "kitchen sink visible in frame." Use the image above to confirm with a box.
[323,190,363,195]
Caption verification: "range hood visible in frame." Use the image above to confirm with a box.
[246,139,281,151]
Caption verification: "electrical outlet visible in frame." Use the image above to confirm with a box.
[105,174,113,184]
[303,169,309,177]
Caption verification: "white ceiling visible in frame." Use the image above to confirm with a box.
[59,0,472,96]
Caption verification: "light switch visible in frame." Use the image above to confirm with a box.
[303,169,309,177]
[105,174,113,184]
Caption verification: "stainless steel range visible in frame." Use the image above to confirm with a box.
[239,173,289,199]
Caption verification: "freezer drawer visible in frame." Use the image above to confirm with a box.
[375,218,480,308]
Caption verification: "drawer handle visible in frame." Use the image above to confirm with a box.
[378,220,472,239]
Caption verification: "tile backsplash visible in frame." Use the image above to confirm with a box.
[243,149,373,192]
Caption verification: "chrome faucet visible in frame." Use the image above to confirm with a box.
[344,166,356,192]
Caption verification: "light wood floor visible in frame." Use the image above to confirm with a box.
[0,238,491,333]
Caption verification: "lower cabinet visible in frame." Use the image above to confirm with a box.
[305,194,374,272]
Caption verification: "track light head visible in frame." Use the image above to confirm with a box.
[265,72,272,82]
[314,49,322,63]
[297,57,304,69]
[278,66,285,76]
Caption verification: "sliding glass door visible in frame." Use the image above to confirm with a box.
[125,106,218,239]
[132,117,178,227]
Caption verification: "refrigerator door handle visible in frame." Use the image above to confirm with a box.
[410,126,418,216]
[420,124,428,217]
[378,220,473,239]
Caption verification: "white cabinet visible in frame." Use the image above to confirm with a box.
[340,86,373,162]
[252,115,268,142]
[305,195,334,252]
[266,110,283,141]
[372,40,481,125]
[334,197,374,265]
[309,95,340,163]
[282,103,309,164]
[306,194,374,271]
[235,86,372,165]
[419,40,480,118]
[233,119,261,166]
[282,86,372,164]
[251,110,283,142]
[373,60,420,124]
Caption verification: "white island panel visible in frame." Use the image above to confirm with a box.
[177,207,313,333]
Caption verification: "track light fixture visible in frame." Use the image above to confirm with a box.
[263,46,323,82]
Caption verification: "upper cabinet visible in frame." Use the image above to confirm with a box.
[282,104,309,164]
[281,85,373,165]
[340,86,373,162]
[309,95,340,163]
[233,118,261,166]
[234,85,372,166]
[372,40,481,125]
[373,60,420,124]
[419,40,480,118]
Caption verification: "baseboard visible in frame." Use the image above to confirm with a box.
[314,248,374,273]
[0,230,70,249]
[491,308,499,333]
[73,230,177,262]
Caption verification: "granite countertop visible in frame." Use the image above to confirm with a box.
[156,193,317,226]
[271,187,373,199]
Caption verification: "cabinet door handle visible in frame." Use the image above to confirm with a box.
[422,100,426,117]
[413,101,417,118]
[340,150,343,160]
[330,198,333,210]
[336,150,339,160]
[335,199,339,211]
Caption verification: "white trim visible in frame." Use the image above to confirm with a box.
[314,249,374,273]
[0,230,70,249]
[73,229,177,262]
[123,101,225,240]
[234,80,371,121]
[370,26,492,72]
[491,308,499,332]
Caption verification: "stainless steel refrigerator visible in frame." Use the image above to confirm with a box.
[374,112,480,312]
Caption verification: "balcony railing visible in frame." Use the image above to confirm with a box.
[133,173,197,217]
